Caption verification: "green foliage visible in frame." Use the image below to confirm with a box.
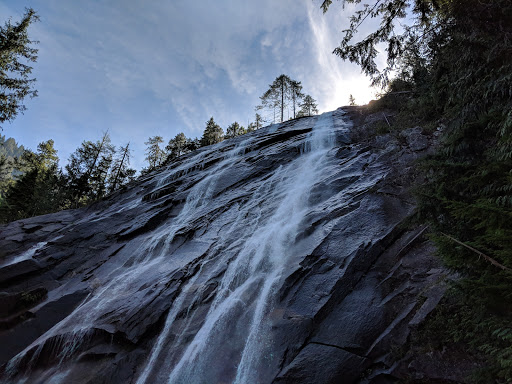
[298,94,318,117]
[289,80,304,119]
[0,140,64,222]
[143,135,165,172]
[200,117,224,147]
[255,113,263,129]
[322,0,512,379]
[0,8,39,128]
[261,74,291,123]
[225,122,245,139]
[108,142,135,192]
[248,113,264,132]
[258,75,308,123]
[165,133,188,160]
[65,132,115,205]
[416,285,512,382]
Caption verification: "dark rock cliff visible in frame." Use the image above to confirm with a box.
[0,108,454,383]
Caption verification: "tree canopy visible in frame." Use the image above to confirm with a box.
[225,122,245,139]
[200,117,224,146]
[298,95,318,117]
[258,74,315,123]
[0,8,39,128]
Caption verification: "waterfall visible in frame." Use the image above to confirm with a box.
[1,107,448,384]
[137,112,337,383]
[3,111,347,384]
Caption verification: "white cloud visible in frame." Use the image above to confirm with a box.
[2,0,386,170]
[305,1,378,111]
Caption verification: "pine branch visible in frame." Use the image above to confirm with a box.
[441,232,512,273]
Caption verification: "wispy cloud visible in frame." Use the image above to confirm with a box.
[2,0,379,170]
[305,1,377,111]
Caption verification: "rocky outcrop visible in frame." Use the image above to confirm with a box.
[0,108,454,383]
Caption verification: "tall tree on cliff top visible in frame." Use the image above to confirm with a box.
[225,122,245,139]
[144,136,165,171]
[260,74,292,123]
[108,142,135,192]
[298,95,318,117]
[289,80,304,119]
[255,113,263,130]
[66,132,114,205]
[0,8,39,128]
[200,117,224,146]
[166,133,189,161]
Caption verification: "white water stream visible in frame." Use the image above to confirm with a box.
[5,111,344,384]
[139,111,337,383]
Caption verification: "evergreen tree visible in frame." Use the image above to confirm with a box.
[289,80,304,119]
[200,117,224,146]
[255,113,263,130]
[0,154,14,202]
[65,132,114,206]
[258,87,280,124]
[108,143,135,192]
[298,95,318,117]
[185,137,201,152]
[89,148,114,199]
[260,74,292,123]
[165,133,189,160]
[0,8,39,128]
[225,122,245,139]
[144,136,165,171]
[0,140,62,223]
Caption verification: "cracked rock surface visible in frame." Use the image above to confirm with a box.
[0,108,450,383]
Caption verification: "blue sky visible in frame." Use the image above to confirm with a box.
[1,1,380,171]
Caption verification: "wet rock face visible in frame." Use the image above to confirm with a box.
[0,109,448,383]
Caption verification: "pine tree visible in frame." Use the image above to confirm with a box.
[165,133,189,160]
[298,95,319,117]
[200,117,224,146]
[260,74,293,123]
[258,87,280,124]
[255,113,263,130]
[225,122,245,139]
[0,154,14,202]
[65,132,114,205]
[144,136,165,171]
[289,80,304,119]
[185,137,201,152]
[321,1,512,378]
[108,143,134,192]
[0,140,63,222]
[0,8,39,128]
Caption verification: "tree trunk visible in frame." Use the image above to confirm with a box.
[280,80,284,123]
[112,143,129,192]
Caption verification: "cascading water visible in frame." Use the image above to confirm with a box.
[0,107,446,383]
[138,112,338,383]
[3,110,354,384]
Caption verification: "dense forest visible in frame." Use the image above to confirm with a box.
[321,0,512,381]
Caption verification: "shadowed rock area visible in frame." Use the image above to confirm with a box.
[0,108,453,383]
